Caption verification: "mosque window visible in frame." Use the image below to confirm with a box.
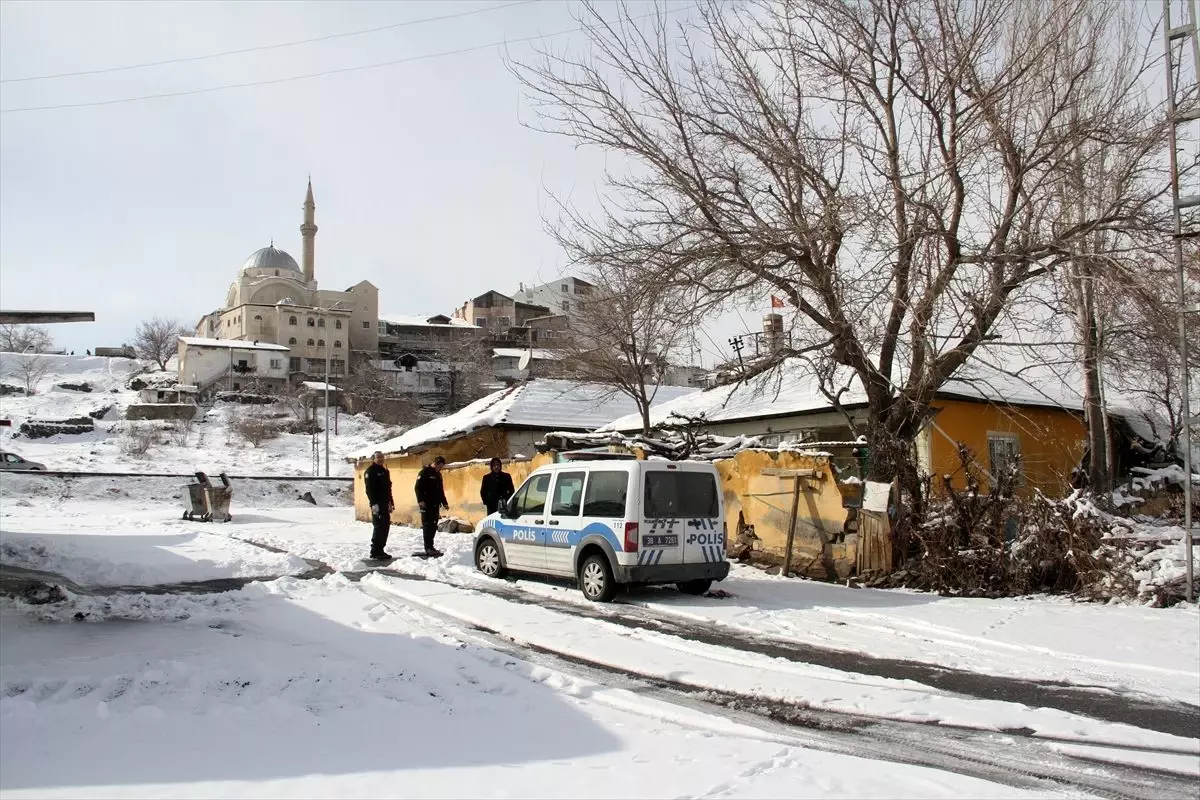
[253,315,262,321]
[317,318,326,328]
[289,316,297,325]
[317,339,325,348]
[288,338,297,345]
[307,318,315,327]
[335,320,342,329]
[307,339,315,346]
[334,340,342,349]
[363,321,369,329]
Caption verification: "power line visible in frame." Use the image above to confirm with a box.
[0,5,691,115]
[0,1,539,84]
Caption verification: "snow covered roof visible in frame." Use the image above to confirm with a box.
[301,381,341,392]
[491,348,564,360]
[600,356,1124,433]
[178,337,289,352]
[379,314,479,329]
[353,379,698,459]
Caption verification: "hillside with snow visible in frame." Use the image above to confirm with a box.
[0,353,396,477]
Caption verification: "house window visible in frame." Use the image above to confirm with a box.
[317,339,325,348]
[274,270,280,276]
[289,357,301,371]
[498,316,511,327]
[289,316,297,325]
[307,318,315,327]
[561,301,570,312]
[363,321,370,329]
[987,433,1022,489]
[331,359,345,374]
[561,284,568,292]
[317,318,325,328]
[254,315,262,321]
[476,316,488,328]
[307,338,315,346]
[335,320,342,329]
[269,358,281,369]
[288,337,297,345]
[334,340,342,348]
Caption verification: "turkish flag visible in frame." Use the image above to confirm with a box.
[770,295,785,309]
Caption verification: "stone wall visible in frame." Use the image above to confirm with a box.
[124,404,198,421]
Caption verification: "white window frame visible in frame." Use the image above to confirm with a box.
[986,432,1023,488]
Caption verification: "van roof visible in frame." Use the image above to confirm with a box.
[532,459,717,472]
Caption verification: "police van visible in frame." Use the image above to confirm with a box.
[473,459,730,602]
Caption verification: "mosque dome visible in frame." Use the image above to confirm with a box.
[241,245,300,275]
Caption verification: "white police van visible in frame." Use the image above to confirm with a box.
[473,459,729,602]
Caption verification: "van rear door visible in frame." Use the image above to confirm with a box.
[641,466,723,567]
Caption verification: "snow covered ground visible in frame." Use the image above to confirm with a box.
[1,575,1069,800]
[3,469,1198,796]
[0,353,394,476]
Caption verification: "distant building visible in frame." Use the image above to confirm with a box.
[514,276,595,323]
[376,314,479,361]
[189,180,379,386]
[452,291,550,346]
[176,337,290,395]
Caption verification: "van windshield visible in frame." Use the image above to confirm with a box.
[643,471,718,519]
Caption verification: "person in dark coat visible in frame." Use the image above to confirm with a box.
[415,455,449,556]
[480,457,515,515]
[364,451,394,560]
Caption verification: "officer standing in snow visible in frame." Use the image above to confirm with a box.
[415,455,449,557]
[479,457,515,515]
[364,451,394,560]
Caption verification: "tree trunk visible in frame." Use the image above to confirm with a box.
[1078,258,1110,494]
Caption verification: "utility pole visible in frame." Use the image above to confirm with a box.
[1163,0,1199,602]
[728,335,746,375]
[323,316,331,478]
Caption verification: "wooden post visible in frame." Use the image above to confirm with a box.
[782,475,802,577]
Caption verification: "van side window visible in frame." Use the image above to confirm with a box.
[550,472,585,516]
[582,471,629,517]
[644,472,718,518]
[513,474,551,516]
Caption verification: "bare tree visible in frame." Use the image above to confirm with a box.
[6,355,51,395]
[0,325,53,354]
[133,317,189,370]
[513,0,1170,510]
[560,262,685,435]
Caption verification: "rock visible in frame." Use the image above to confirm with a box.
[127,377,148,391]
[0,383,26,396]
[764,565,782,576]
[437,517,474,534]
[56,382,92,393]
[17,416,95,439]
[298,491,317,505]
[88,405,114,420]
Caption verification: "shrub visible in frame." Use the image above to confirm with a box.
[118,422,159,458]
[230,412,278,448]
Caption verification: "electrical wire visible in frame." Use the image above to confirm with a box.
[0,5,693,114]
[0,1,539,84]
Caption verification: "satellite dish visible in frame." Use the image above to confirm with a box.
[517,350,533,372]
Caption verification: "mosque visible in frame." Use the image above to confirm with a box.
[191,181,380,380]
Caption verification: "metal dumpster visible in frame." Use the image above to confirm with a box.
[183,472,209,521]
[204,472,233,523]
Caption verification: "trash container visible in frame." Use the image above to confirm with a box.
[204,472,233,523]
[183,471,210,521]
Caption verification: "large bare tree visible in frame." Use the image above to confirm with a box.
[133,317,189,371]
[560,262,686,435]
[513,0,1170,504]
[0,325,53,354]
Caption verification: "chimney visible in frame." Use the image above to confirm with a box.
[763,313,784,352]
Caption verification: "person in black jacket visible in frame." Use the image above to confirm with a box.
[480,458,515,515]
[415,455,449,556]
[364,451,394,560]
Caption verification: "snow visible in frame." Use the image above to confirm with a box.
[354,379,697,459]
[2,485,1196,797]
[299,380,340,392]
[492,347,564,360]
[0,576,1057,799]
[379,313,479,328]
[0,353,396,477]
[176,337,290,351]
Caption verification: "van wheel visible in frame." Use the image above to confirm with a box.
[579,554,616,603]
[475,540,506,579]
[677,579,712,596]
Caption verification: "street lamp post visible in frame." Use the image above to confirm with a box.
[324,324,331,478]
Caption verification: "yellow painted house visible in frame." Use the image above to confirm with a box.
[601,358,1141,497]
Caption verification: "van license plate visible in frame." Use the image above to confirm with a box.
[642,534,678,548]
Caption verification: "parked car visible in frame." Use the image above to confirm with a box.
[0,450,46,471]
[473,459,729,602]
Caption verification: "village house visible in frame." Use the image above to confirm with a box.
[349,378,696,525]
[601,357,1159,497]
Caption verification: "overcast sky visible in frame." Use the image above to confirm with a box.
[0,0,748,363]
